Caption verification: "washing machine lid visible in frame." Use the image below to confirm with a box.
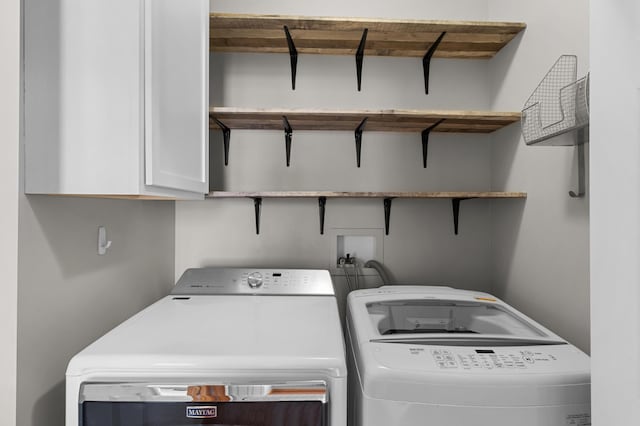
[67,293,346,379]
[348,286,566,346]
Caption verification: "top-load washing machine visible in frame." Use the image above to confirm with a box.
[66,268,347,426]
[346,286,590,426]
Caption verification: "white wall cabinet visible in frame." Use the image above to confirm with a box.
[24,0,209,199]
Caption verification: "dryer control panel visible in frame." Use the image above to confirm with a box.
[172,268,335,296]
[431,348,557,370]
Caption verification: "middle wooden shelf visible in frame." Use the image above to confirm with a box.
[210,107,521,167]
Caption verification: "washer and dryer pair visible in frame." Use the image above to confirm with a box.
[67,268,590,426]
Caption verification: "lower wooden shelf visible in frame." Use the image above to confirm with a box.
[206,191,527,235]
[207,191,525,199]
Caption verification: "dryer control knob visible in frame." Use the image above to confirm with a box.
[247,272,263,288]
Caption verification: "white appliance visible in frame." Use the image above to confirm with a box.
[346,286,590,426]
[66,268,347,426]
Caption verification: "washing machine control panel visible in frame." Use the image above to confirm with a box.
[172,268,335,296]
[431,348,558,370]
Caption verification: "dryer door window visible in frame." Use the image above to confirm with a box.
[79,382,327,426]
[81,400,325,426]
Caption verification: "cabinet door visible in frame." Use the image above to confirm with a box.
[144,0,209,194]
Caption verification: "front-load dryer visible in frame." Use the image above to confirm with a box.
[346,286,590,426]
[66,268,347,426]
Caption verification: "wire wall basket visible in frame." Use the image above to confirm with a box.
[522,55,589,146]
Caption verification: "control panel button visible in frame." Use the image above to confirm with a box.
[247,272,263,288]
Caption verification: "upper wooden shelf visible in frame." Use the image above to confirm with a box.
[210,107,521,134]
[210,13,527,59]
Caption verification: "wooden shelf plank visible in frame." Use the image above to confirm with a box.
[206,190,526,235]
[210,13,526,58]
[210,107,521,134]
[207,191,527,199]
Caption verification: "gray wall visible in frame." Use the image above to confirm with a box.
[488,0,590,352]
[0,0,21,423]
[16,197,175,426]
[177,0,499,317]
[176,0,590,351]
[17,1,179,425]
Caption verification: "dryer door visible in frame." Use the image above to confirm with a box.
[79,382,327,426]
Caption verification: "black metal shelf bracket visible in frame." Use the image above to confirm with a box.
[284,26,298,90]
[318,197,327,234]
[422,31,446,95]
[252,197,262,235]
[355,117,368,167]
[355,29,368,91]
[283,116,293,167]
[569,129,587,198]
[383,198,394,235]
[421,119,445,168]
[451,197,472,235]
[212,118,231,166]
